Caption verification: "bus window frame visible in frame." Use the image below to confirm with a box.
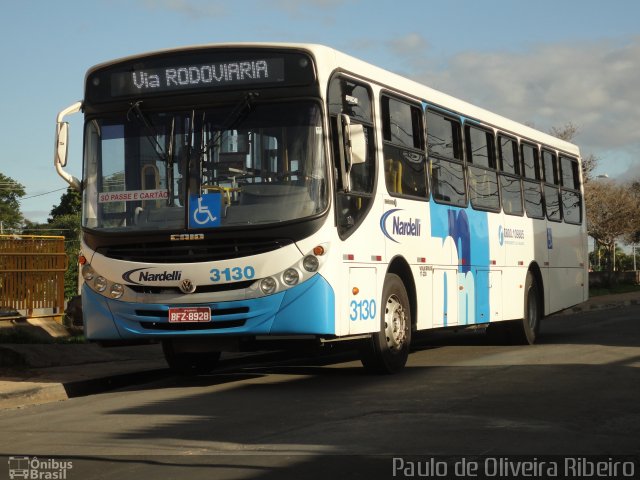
[496,132,524,217]
[560,154,582,225]
[498,133,520,176]
[465,122,501,213]
[520,141,545,220]
[542,148,562,223]
[380,92,428,201]
[426,108,467,208]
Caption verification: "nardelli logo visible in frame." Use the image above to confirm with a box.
[380,209,422,244]
[122,268,182,285]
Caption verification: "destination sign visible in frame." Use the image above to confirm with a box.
[85,49,315,103]
[111,58,285,97]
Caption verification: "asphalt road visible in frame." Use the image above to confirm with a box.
[1,305,639,479]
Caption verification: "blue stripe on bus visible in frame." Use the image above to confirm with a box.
[430,203,491,325]
[81,274,335,340]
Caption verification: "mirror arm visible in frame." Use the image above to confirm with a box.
[54,101,83,190]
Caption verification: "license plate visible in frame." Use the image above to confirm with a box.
[168,307,211,323]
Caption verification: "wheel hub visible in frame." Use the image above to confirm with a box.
[384,294,407,351]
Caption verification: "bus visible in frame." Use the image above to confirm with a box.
[54,43,588,374]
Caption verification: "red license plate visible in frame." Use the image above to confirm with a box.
[168,307,211,323]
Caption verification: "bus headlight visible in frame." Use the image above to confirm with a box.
[82,264,95,281]
[94,276,108,292]
[302,255,319,272]
[110,283,124,299]
[260,277,277,295]
[282,268,300,286]
[250,244,328,298]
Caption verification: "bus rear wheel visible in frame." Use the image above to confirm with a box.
[162,339,221,375]
[510,271,541,345]
[486,271,541,345]
[360,273,411,374]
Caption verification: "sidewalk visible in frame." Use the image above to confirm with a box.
[556,290,640,315]
[0,344,168,409]
[1,290,639,410]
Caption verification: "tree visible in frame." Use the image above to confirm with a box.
[0,173,26,233]
[626,180,640,246]
[549,122,578,141]
[48,213,82,299]
[49,187,81,220]
[48,188,82,300]
[585,179,640,279]
[549,122,598,183]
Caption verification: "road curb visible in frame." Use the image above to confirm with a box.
[0,368,171,410]
[559,298,640,315]
[0,350,299,410]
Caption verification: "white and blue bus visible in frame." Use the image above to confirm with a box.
[54,43,587,373]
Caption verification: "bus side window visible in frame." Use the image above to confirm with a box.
[521,142,544,219]
[427,110,466,206]
[498,134,523,216]
[542,149,561,222]
[381,95,427,199]
[466,124,500,212]
[560,155,582,224]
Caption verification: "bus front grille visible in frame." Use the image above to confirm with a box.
[139,320,246,331]
[97,238,293,263]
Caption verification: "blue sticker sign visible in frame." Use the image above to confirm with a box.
[547,228,553,249]
[189,193,221,228]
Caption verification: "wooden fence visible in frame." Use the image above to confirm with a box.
[0,235,67,318]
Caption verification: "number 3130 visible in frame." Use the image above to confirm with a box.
[210,266,255,282]
[349,299,377,321]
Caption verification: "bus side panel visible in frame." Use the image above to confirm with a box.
[500,213,533,321]
[429,203,492,327]
[546,221,586,312]
[533,219,552,315]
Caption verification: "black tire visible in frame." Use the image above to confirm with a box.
[162,339,221,375]
[509,271,541,345]
[360,273,412,374]
[65,295,84,327]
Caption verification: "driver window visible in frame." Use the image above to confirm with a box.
[328,76,376,238]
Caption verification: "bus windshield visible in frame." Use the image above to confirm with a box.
[83,101,327,232]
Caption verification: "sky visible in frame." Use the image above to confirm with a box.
[1,0,639,224]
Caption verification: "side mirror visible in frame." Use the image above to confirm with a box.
[54,101,82,190]
[339,114,367,193]
[347,123,367,166]
[55,122,69,167]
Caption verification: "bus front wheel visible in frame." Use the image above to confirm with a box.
[162,339,221,375]
[360,273,411,374]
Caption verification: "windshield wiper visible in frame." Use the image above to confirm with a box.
[198,91,259,159]
[126,101,175,204]
[127,101,168,162]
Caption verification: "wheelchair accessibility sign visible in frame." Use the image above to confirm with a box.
[189,193,221,228]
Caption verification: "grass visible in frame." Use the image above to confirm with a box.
[589,283,640,297]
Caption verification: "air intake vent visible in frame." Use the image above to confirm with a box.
[97,238,293,263]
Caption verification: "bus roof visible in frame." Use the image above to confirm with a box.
[86,42,580,157]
